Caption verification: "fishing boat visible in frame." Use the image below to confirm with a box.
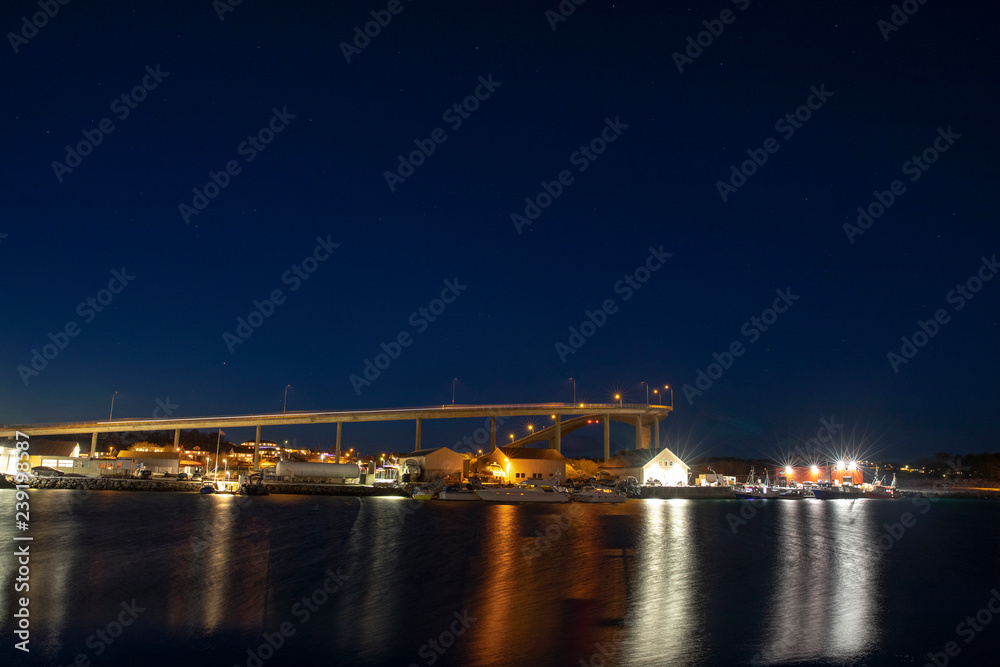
[864,473,900,499]
[572,485,627,503]
[438,485,481,501]
[733,467,780,499]
[238,472,269,496]
[476,475,570,503]
[811,482,864,499]
[777,487,804,499]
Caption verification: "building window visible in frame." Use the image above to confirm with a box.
[58,460,74,468]
[42,459,58,467]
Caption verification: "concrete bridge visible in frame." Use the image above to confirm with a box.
[0,402,672,465]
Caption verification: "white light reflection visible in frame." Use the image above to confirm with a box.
[629,499,700,664]
[196,494,239,630]
[759,501,877,664]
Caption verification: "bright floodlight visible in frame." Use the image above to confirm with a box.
[848,461,857,470]
[785,466,793,475]
[836,461,844,470]
[811,465,819,474]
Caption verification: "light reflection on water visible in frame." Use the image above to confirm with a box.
[2,491,998,666]
[759,501,877,665]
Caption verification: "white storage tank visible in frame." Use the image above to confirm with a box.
[275,461,360,481]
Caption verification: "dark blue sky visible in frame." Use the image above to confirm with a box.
[3,0,997,462]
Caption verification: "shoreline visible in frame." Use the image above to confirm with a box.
[5,476,1000,500]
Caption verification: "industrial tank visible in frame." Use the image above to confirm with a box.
[274,461,360,480]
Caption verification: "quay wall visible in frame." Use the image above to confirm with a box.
[641,486,734,499]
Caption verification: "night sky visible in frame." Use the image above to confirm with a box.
[3,0,997,462]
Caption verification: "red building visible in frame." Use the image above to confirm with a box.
[775,463,863,487]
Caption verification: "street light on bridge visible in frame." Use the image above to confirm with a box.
[640,381,648,405]
[452,378,458,405]
[109,391,119,420]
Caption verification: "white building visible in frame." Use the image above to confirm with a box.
[599,448,689,485]
[485,446,568,483]
[402,447,468,481]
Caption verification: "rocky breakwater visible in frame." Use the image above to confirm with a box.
[27,477,200,492]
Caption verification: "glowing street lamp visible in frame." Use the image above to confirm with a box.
[614,394,621,406]
[664,385,673,408]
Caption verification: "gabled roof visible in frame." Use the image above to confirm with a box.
[498,446,567,461]
[25,440,80,457]
[602,449,656,469]
[601,447,689,470]
[403,447,444,457]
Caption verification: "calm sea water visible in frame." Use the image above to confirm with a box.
[2,491,999,666]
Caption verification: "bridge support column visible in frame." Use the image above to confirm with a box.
[415,418,422,451]
[252,425,262,470]
[635,415,643,450]
[554,416,561,453]
[653,417,660,453]
[604,416,610,462]
[174,428,181,452]
[336,423,342,464]
[90,432,98,458]
[490,417,496,452]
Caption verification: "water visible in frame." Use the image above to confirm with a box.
[3,491,999,666]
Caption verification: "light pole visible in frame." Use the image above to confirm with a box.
[452,378,458,405]
[283,384,291,414]
[614,394,621,407]
[664,385,673,408]
[109,391,119,420]
[569,377,576,404]
[641,381,648,405]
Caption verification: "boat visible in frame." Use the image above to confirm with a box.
[777,487,804,499]
[811,482,864,499]
[733,467,780,499]
[572,485,627,503]
[476,475,570,503]
[864,473,900,499]
[438,485,481,501]
[412,484,434,501]
[238,472,269,496]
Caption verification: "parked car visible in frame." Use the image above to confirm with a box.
[31,466,64,477]
[176,472,188,481]
[136,469,153,479]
